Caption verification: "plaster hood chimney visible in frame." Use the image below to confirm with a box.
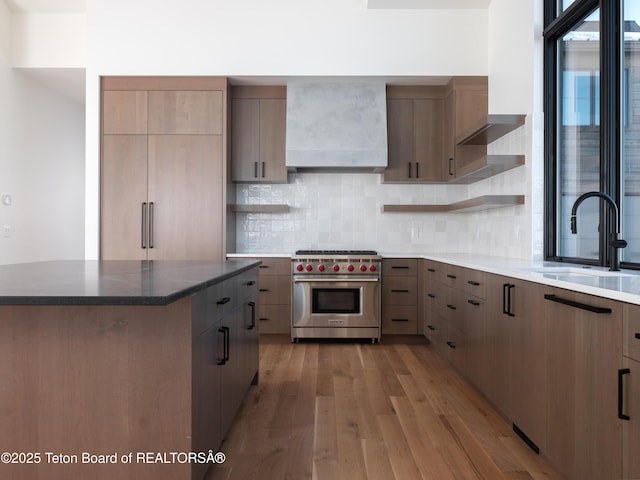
[285,82,388,172]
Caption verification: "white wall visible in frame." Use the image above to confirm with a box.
[0,52,85,265]
[84,0,492,259]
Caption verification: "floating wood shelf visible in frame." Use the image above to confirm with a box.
[230,204,290,213]
[382,195,525,213]
[451,155,525,184]
[457,114,526,145]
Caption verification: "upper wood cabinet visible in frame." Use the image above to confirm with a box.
[442,77,488,180]
[101,76,228,261]
[231,86,287,183]
[383,86,444,183]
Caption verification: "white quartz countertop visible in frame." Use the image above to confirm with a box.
[228,252,640,305]
[409,253,640,306]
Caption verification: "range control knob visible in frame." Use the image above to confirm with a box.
[369,265,377,272]
[305,264,313,272]
[318,265,326,272]
[333,264,340,272]
[296,264,304,272]
[360,265,367,272]
[347,265,355,272]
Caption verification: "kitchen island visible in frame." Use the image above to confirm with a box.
[0,259,260,480]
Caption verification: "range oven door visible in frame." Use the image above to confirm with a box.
[292,275,380,328]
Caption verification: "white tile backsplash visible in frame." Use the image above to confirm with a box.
[234,113,543,260]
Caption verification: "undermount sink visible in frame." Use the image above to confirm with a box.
[527,266,638,278]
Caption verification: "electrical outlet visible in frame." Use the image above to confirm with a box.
[3,225,10,237]
[411,225,420,241]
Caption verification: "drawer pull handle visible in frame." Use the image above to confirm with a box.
[427,268,436,272]
[392,289,410,293]
[543,294,612,314]
[467,280,480,286]
[427,325,436,331]
[446,304,457,310]
[446,341,456,349]
[217,297,231,305]
[391,266,410,269]
[427,293,436,298]
[446,274,457,279]
[391,318,409,322]
[259,288,269,292]
[635,333,640,340]
[259,265,269,269]
[246,281,256,286]
[259,317,269,321]
[619,368,631,420]
[467,299,480,306]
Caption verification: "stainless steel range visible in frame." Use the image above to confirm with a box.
[291,250,381,343]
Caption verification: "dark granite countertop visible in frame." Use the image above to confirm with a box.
[0,259,260,306]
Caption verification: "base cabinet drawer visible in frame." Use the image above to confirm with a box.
[382,305,417,334]
[258,304,291,334]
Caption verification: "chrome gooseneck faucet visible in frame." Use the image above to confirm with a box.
[570,191,628,271]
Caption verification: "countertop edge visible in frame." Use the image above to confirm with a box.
[0,260,262,306]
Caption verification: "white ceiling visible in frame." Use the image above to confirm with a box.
[3,0,491,13]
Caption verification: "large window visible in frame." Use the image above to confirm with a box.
[545,0,640,268]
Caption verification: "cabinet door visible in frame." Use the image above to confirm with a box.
[231,98,260,182]
[509,280,547,452]
[103,91,148,134]
[484,275,512,417]
[623,357,640,479]
[545,288,622,480]
[101,135,149,260]
[384,98,414,182]
[414,98,443,181]
[259,99,287,182]
[442,90,455,180]
[147,135,224,260]
[192,321,223,467]
[148,90,223,134]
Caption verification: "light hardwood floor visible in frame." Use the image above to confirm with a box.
[207,335,562,480]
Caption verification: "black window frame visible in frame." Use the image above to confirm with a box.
[543,0,630,268]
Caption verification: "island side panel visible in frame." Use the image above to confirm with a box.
[0,298,193,480]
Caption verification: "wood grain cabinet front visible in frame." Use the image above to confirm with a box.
[623,304,640,480]
[101,77,227,261]
[234,257,292,334]
[383,86,444,183]
[231,86,287,183]
[382,258,421,334]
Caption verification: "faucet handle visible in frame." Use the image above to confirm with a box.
[610,238,628,249]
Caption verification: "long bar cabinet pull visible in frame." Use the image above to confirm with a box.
[217,327,228,365]
[148,202,155,249]
[254,161,259,178]
[261,161,266,178]
[446,341,456,349]
[502,283,515,316]
[141,202,147,249]
[446,274,457,279]
[467,280,480,286]
[543,294,612,314]
[248,302,256,330]
[415,162,420,178]
[618,368,631,420]
[408,162,412,179]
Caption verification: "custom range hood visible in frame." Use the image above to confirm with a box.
[285,82,388,172]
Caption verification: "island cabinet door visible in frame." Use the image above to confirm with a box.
[544,288,622,480]
[192,320,223,474]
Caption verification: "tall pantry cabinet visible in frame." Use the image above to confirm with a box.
[101,77,229,260]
